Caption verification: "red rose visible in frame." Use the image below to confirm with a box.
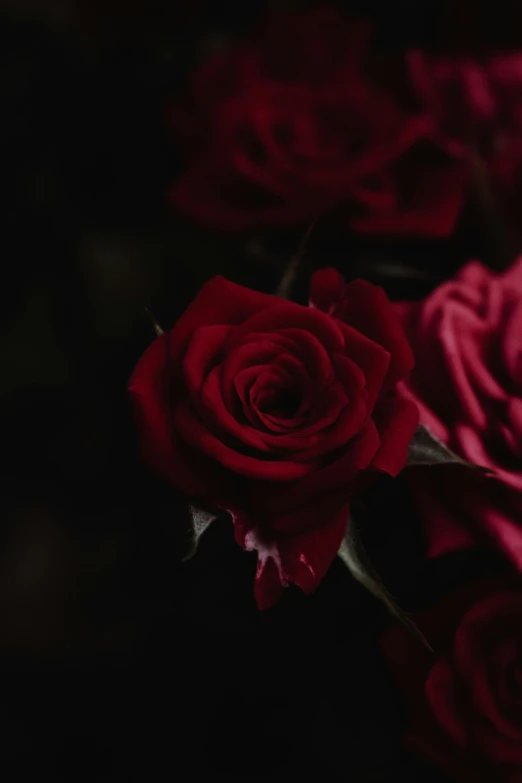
[408,50,522,220]
[408,50,522,156]
[396,259,522,569]
[170,9,465,237]
[382,582,522,782]
[128,273,418,609]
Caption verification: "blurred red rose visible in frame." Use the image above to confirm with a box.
[408,51,522,153]
[128,272,417,609]
[382,581,522,782]
[170,9,465,236]
[408,50,522,220]
[397,258,522,568]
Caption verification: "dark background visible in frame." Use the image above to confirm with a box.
[1,2,517,780]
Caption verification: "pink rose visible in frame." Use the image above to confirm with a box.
[397,258,522,567]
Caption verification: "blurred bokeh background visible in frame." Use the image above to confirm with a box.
[2,1,521,779]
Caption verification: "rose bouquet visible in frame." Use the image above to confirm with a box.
[8,0,522,780]
[128,243,522,783]
[121,6,522,782]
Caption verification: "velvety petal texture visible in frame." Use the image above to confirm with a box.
[169,9,465,237]
[382,582,522,782]
[396,257,522,571]
[129,272,417,608]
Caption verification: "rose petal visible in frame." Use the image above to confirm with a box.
[173,401,319,481]
[249,382,349,453]
[169,276,284,365]
[234,364,292,431]
[340,279,415,389]
[439,300,490,431]
[290,394,369,461]
[336,320,391,411]
[252,418,381,515]
[183,324,232,395]
[260,380,348,441]
[273,352,315,415]
[453,422,496,471]
[350,144,467,238]
[370,397,419,475]
[233,502,349,609]
[228,328,334,389]
[502,299,522,387]
[425,660,468,747]
[199,366,272,453]
[501,256,522,296]
[471,637,522,741]
[227,302,346,356]
[249,365,306,427]
[502,398,522,460]
[454,593,522,679]
[221,338,285,413]
[309,267,345,314]
[129,334,221,497]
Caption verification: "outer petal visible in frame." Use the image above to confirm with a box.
[370,397,419,475]
[380,582,518,783]
[454,593,522,677]
[227,302,346,355]
[128,334,208,495]
[337,320,391,411]
[167,275,284,368]
[310,271,415,390]
[341,279,415,389]
[183,324,232,395]
[233,503,349,610]
[309,267,345,314]
[350,142,467,238]
[425,661,468,747]
[395,258,522,569]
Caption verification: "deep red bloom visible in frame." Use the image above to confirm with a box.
[397,258,522,568]
[129,272,417,608]
[382,581,522,782]
[408,50,522,225]
[408,50,522,158]
[170,9,465,237]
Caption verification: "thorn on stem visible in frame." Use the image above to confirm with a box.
[144,307,164,336]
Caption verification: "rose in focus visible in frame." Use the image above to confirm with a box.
[170,9,465,237]
[397,258,522,569]
[129,272,418,608]
[383,582,522,782]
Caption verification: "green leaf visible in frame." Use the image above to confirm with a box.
[183,505,219,561]
[407,424,492,472]
[338,516,432,650]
